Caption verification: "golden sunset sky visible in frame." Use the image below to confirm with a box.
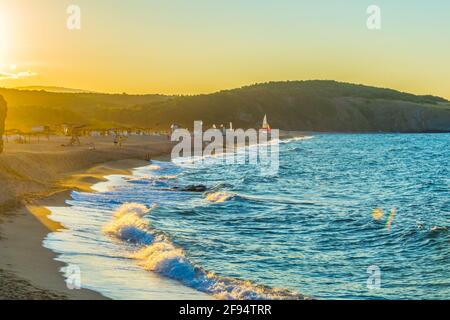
[0,0,449,98]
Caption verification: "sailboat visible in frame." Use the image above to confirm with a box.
[262,114,271,132]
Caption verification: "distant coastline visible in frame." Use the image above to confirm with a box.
[2,80,449,133]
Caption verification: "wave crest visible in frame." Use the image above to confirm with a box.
[148,164,162,170]
[103,202,305,300]
[205,192,235,203]
[102,203,156,245]
[280,136,313,144]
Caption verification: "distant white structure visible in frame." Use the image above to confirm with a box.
[31,125,49,133]
[170,123,181,134]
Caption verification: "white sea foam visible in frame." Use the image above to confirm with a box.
[103,203,304,300]
[172,135,312,169]
[279,135,314,144]
[102,203,156,245]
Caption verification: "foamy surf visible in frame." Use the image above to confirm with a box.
[102,203,156,245]
[171,134,290,168]
[205,192,236,203]
[279,136,314,144]
[103,203,305,300]
[43,134,450,300]
[147,164,162,171]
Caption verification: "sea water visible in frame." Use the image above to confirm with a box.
[44,134,450,299]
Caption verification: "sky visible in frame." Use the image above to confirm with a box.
[0,0,449,98]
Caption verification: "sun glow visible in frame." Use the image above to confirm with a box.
[0,8,10,66]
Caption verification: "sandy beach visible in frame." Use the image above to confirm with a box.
[0,131,307,300]
[0,134,173,299]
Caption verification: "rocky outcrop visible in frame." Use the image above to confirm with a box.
[0,95,6,154]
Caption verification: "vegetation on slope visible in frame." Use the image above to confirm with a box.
[1,81,449,132]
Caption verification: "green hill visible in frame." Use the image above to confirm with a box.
[0,88,170,130]
[2,80,449,132]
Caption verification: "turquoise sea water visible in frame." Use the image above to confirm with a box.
[45,134,449,299]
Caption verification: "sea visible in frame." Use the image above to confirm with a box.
[44,133,450,300]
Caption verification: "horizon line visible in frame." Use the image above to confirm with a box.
[1,80,449,101]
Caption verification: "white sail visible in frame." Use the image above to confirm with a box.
[262,114,270,129]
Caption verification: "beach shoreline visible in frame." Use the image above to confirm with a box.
[0,132,308,300]
[0,135,173,299]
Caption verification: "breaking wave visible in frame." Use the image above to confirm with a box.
[205,192,236,203]
[103,203,305,300]
[147,164,162,171]
[280,136,314,144]
[102,203,156,245]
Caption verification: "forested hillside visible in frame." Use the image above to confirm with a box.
[2,81,449,132]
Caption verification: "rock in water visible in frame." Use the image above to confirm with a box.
[171,185,208,192]
[0,95,7,154]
